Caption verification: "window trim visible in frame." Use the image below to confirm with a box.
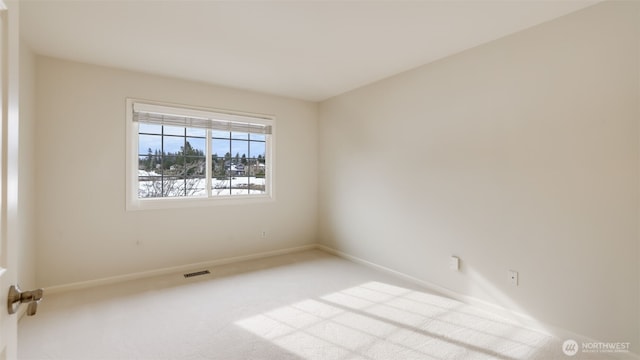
[125,98,276,211]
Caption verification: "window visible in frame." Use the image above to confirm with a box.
[126,99,274,210]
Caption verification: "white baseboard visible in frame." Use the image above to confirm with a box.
[315,244,640,360]
[45,244,317,295]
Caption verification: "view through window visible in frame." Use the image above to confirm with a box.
[130,101,273,203]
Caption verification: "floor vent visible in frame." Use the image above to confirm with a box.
[184,270,210,278]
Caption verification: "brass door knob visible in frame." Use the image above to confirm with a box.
[7,285,44,316]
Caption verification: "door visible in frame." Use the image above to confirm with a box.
[0,1,18,358]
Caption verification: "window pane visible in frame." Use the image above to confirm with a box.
[162,176,186,197]
[249,141,265,158]
[182,166,207,197]
[186,137,205,155]
[186,127,206,137]
[250,160,267,194]
[231,176,250,195]
[164,125,185,136]
[249,175,266,194]
[138,155,161,172]
[160,155,179,174]
[139,134,162,155]
[139,123,162,135]
[212,130,230,139]
[138,176,163,198]
[250,133,266,141]
[163,136,184,154]
[183,156,206,178]
[231,131,249,140]
[212,138,230,158]
[228,161,246,177]
[246,158,255,176]
[211,156,226,179]
[231,140,248,160]
[211,177,231,196]
[186,178,207,197]
[253,160,267,179]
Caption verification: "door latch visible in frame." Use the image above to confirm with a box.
[7,285,44,316]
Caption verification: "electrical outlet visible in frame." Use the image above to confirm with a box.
[449,256,460,271]
[508,270,518,286]
[261,231,267,238]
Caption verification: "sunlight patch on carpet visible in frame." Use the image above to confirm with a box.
[235,281,558,360]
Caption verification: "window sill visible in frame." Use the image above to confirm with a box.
[126,194,274,211]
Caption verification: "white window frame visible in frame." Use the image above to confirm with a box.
[126,98,275,211]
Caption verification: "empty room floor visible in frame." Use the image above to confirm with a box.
[18,250,603,360]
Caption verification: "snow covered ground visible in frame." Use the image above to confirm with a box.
[138,170,266,198]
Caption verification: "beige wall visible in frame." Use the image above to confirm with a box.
[35,57,318,287]
[319,1,639,349]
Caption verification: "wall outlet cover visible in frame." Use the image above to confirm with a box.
[508,270,518,286]
[449,256,460,271]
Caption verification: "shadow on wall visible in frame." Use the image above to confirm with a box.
[236,281,570,360]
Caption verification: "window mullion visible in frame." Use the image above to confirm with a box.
[161,126,165,197]
[228,137,232,195]
[206,129,212,198]
[183,128,187,197]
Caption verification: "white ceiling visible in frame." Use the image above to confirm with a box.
[21,1,599,102]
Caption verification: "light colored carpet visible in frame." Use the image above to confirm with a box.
[17,250,609,359]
